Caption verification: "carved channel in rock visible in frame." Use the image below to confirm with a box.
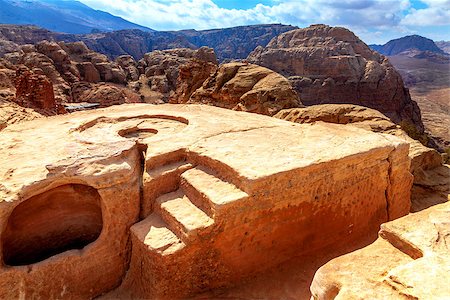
[2,184,103,266]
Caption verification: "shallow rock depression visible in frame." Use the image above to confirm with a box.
[0,104,412,299]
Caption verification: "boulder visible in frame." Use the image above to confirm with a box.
[35,40,80,83]
[311,199,450,299]
[248,24,424,131]
[71,82,141,107]
[176,62,301,116]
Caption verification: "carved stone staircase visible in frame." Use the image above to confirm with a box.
[131,165,248,256]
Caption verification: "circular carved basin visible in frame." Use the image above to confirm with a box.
[2,184,103,266]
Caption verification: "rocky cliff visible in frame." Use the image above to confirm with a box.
[247,24,424,133]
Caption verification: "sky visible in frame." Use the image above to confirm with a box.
[79,0,450,44]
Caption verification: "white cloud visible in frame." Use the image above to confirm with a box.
[401,0,450,26]
[79,0,450,43]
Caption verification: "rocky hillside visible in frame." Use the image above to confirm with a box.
[176,24,297,61]
[436,41,450,54]
[0,24,296,61]
[370,35,446,56]
[0,0,151,34]
[248,24,424,133]
[373,36,450,150]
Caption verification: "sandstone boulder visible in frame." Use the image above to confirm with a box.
[275,104,442,175]
[169,59,218,103]
[248,24,424,131]
[311,199,450,299]
[175,62,301,116]
[71,82,141,107]
[1,40,140,110]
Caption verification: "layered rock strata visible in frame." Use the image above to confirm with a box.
[248,24,424,132]
[173,62,301,116]
[311,200,450,299]
[0,104,412,299]
[275,104,442,176]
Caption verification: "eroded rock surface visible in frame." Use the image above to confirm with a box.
[134,47,217,103]
[248,24,424,131]
[311,199,450,299]
[172,62,301,116]
[275,104,442,176]
[0,104,412,299]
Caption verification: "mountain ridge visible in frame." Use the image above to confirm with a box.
[370,34,446,56]
[0,0,153,34]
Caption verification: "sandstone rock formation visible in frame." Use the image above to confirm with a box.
[248,24,424,132]
[0,104,412,299]
[14,67,59,113]
[172,62,301,116]
[0,40,142,113]
[411,164,450,212]
[311,200,450,299]
[0,99,43,130]
[275,104,442,175]
[132,47,218,103]
[71,82,141,107]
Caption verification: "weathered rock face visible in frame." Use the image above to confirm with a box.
[170,59,218,103]
[116,55,139,81]
[275,104,442,175]
[14,67,60,113]
[173,62,301,116]
[0,104,412,299]
[0,40,141,113]
[248,24,424,131]
[0,99,43,130]
[133,47,218,103]
[311,199,450,299]
[71,82,141,107]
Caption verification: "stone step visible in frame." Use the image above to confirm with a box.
[146,161,193,180]
[180,167,249,217]
[130,214,185,256]
[155,189,214,242]
[141,161,193,218]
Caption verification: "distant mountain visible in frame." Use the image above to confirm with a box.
[0,23,296,61]
[370,35,445,56]
[176,24,298,61]
[0,0,152,34]
[58,29,197,60]
[435,41,450,54]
